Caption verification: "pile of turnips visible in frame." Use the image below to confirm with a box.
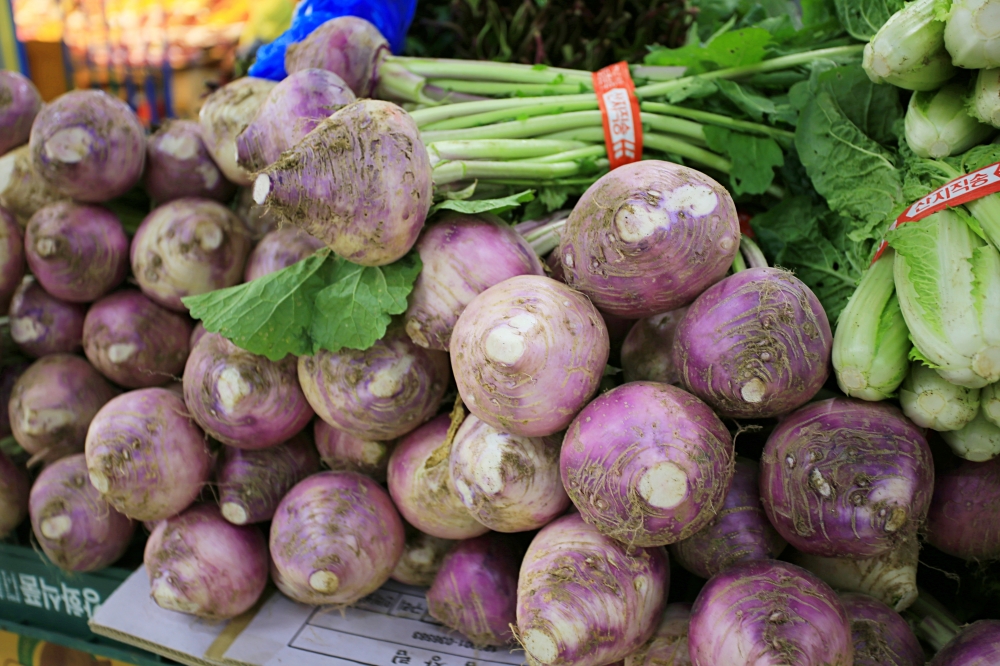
[1,34,999,666]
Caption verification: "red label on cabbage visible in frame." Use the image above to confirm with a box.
[593,63,643,170]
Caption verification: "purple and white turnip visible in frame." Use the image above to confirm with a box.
[841,592,924,666]
[0,450,30,538]
[144,120,236,204]
[625,603,692,666]
[620,309,687,385]
[9,276,86,357]
[198,77,276,187]
[243,226,325,282]
[928,620,1000,665]
[314,419,394,482]
[0,71,42,156]
[0,206,24,312]
[283,16,389,98]
[0,363,27,438]
[390,522,454,587]
[926,456,1000,560]
[0,144,66,225]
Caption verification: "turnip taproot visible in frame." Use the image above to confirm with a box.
[391,522,454,587]
[0,72,42,156]
[928,620,1000,665]
[0,144,66,225]
[620,309,687,385]
[144,120,236,204]
[314,419,394,482]
[243,226,324,282]
[283,16,389,97]
[624,603,692,666]
[0,207,24,312]
[9,277,86,357]
[841,593,924,666]
[29,453,135,571]
[0,450,29,538]
[198,77,276,187]
[926,456,1000,560]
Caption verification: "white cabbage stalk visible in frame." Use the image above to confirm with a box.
[971,68,1000,128]
[899,361,981,431]
[941,409,1000,461]
[945,0,1000,68]
[891,209,1000,389]
[832,250,910,401]
[905,83,995,158]
[863,0,957,91]
[982,382,1000,426]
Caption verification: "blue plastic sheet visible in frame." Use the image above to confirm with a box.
[248,0,416,81]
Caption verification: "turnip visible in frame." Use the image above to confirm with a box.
[689,560,853,666]
[85,388,213,522]
[760,398,934,558]
[624,603,692,666]
[560,161,739,318]
[144,120,236,204]
[234,187,279,241]
[926,456,1000,560]
[252,99,432,267]
[0,206,24,311]
[390,522,454,587]
[243,226,324,282]
[184,332,313,449]
[25,202,129,303]
[145,503,268,619]
[516,512,668,666]
[83,290,193,388]
[450,275,609,438]
[131,198,252,312]
[236,68,356,173]
[0,450,29,538]
[284,16,389,97]
[190,321,207,350]
[841,593,924,666]
[198,77,276,187]
[450,414,568,532]
[29,90,145,202]
[218,432,320,525]
[9,276,86,357]
[269,470,405,606]
[0,71,42,156]
[386,414,489,539]
[561,381,734,548]
[928,620,1000,665]
[298,325,449,441]
[673,267,832,419]
[10,354,118,465]
[29,453,135,571]
[0,144,66,225]
[0,363,28,437]
[669,457,785,578]
[427,533,520,647]
[314,419,394,482]
[620,309,687,385]
[404,212,545,350]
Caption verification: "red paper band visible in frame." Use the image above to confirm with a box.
[592,62,643,170]
[872,160,1000,264]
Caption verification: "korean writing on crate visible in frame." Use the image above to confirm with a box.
[0,570,103,618]
[391,650,482,666]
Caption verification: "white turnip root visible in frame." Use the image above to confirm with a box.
[0,144,67,226]
[0,206,25,312]
[314,419,395,482]
[625,603,692,666]
[841,593,924,666]
[244,226,324,281]
[283,16,389,97]
[85,388,213,522]
[269,470,405,606]
[620,309,687,385]
[0,71,42,156]
[10,354,118,465]
[8,277,86,357]
[390,521,454,587]
[29,453,135,571]
[0,450,30,538]
[144,120,236,204]
[145,503,268,619]
[198,77,276,186]
[29,90,145,202]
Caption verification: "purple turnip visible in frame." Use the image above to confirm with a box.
[928,620,1000,665]
[85,388,213,521]
[688,560,853,666]
[25,201,129,303]
[218,432,320,525]
[269,470,405,605]
[252,99,432,267]
[0,144,66,225]
[450,275,609,438]
[10,354,118,465]
[83,290,193,388]
[29,453,135,571]
[0,450,29,538]
[426,533,520,647]
[283,16,389,97]
[673,267,832,419]
[144,120,236,204]
[29,90,145,202]
[145,503,268,619]
[184,332,313,449]
[449,414,569,532]
[560,161,739,318]
[243,226,324,282]
[131,198,251,312]
[0,206,24,311]
[386,414,489,539]
[0,71,42,156]
[841,593,923,666]
[236,68,356,173]
[298,325,449,441]
[190,321,207,349]
[620,309,687,384]
[669,457,785,578]
[516,512,669,666]
[561,381,734,547]
[0,363,28,438]
[760,398,933,559]
[198,77,276,187]
[9,276,86,357]
[404,212,545,351]
[625,603,692,666]
[314,419,394,482]
[390,522,454,587]
[926,456,1000,560]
